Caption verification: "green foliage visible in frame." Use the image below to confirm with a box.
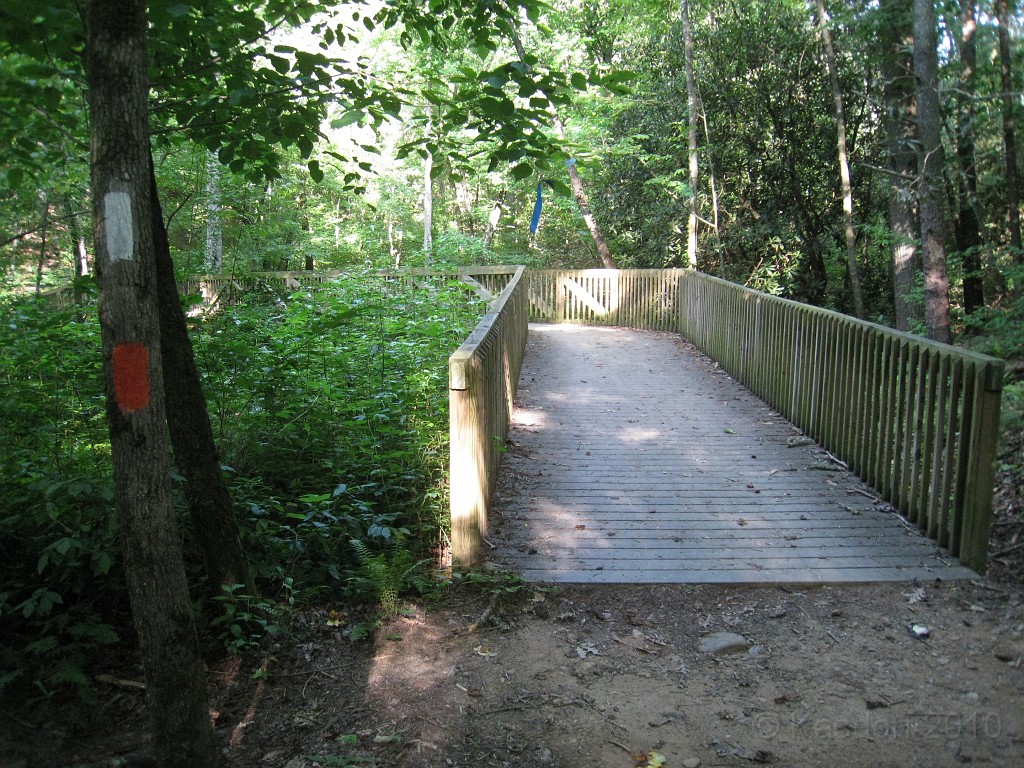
[349,537,432,617]
[209,582,292,654]
[451,568,526,597]
[963,262,1024,359]
[193,274,482,596]
[0,273,487,703]
[0,296,122,704]
[1001,382,1024,441]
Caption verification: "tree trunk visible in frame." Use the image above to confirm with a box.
[913,0,951,343]
[423,108,433,257]
[816,0,865,318]
[880,0,921,332]
[695,85,725,275]
[483,190,506,248]
[34,191,49,296]
[954,2,985,318]
[681,0,699,269]
[556,123,617,269]
[205,152,222,272]
[151,158,255,599]
[510,28,617,268]
[423,150,433,255]
[389,218,401,267]
[84,2,219,766]
[63,196,90,279]
[996,0,1022,255]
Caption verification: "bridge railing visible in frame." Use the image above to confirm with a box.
[527,268,683,329]
[176,265,526,567]
[448,266,529,566]
[528,268,1004,572]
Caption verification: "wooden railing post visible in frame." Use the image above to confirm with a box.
[961,363,1004,572]
[448,266,528,568]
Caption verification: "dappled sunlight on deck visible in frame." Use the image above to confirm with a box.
[490,324,979,584]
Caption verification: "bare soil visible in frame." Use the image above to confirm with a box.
[3,407,1023,768]
[4,561,1024,768]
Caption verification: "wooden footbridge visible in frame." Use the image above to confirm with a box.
[448,267,1005,584]
[158,265,1004,584]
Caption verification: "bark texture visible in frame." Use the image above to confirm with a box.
[681,0,699,269]
[150,159,254,599]
[880,0,921,332]
[955,2,985,318]
[85,2,219,765]
[816,0,865,318]
[913,0,951,343]
[996,0,1022,254]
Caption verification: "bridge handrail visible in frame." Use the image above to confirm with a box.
[676,270,1004,572]
[448,266,529,566]
[526,267,1003,572]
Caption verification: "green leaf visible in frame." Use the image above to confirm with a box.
[6,166,25,187]
[330,110,365,129]
[570,72,587,90]
[511,163,533,181]
[267,54,290,74]
[308,160,324,183]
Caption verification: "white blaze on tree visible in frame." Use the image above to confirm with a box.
[104,191,134,263]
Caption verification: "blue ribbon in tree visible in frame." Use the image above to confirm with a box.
[530,178,560,234]
[530,182,544,234]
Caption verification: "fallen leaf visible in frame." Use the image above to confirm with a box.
[903,587,927,604]
[576,642,600,658]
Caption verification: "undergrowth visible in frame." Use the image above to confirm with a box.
[0,272,485,708]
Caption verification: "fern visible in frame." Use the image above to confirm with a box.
[349,538,425,617]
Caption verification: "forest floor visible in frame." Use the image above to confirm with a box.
[3,462,1022,768]
[3,438,1023,768]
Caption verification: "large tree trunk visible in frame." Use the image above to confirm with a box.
[84,2,219,766]
[151,158,255,599]
[996,0,1022,255]
[816,0,865,318]
[880,0,921,332]
[954,2,985,318]
[913,0,951,343]
[681,0,699,269]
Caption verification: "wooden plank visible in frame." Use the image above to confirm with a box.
[490,324,979,585]
[516,565,979,585]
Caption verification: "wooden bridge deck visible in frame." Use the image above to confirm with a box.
[489,324,979,584]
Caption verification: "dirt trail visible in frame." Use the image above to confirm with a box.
[215,579,1023,768]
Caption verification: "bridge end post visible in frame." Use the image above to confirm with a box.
[450,354,485,568]
[961,361,1005,573]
